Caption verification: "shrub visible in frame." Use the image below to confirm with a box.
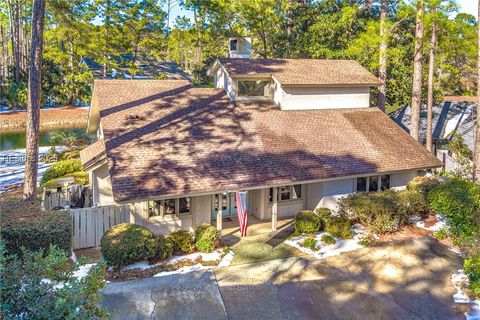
[154,235,173,261]
[434,228,448,240]
[464,256,480,297]
[321,234,336,245]
[324,217,353,239]
[301,238,317,250]
[40,159,84,185]
[294,210,322,234]
[42,171,89,189]
[0,243,109,319]
[398,189,429,219]
[100,223,158,267]
[194,224,218,253]
[359,234,377,246]
[170,230,195,254]
[314,207,332,220]
[339,189,423,234]
[407,176,440,197]
[427,179,480,244]
[1,197,71,256]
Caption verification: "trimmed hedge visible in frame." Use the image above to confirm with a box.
[155,235,174,261]
[294,210,322,234]
[427,179,480,243]
[100,223,158,267]
[407,176,440,196]
[170,230,195,254]
[194,224,218,253]
[40,159,84,185]
[314,207,332,222]
[1,198,71,256]
[324,217,353,239]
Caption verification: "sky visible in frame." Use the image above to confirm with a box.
[93,1,478,27]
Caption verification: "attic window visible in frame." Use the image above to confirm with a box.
[238,80,271,97]
[230,39,238,51]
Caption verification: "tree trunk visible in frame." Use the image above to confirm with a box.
[410,0,425,142]
[473,0,480,182]
[24,0,46,200]
[378,0,388,112]
[426,6,436,153]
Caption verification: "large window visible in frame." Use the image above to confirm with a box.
[355,175,391,193]
[148,197,190,218]
[269,185,302,202]
[238,80,271,97]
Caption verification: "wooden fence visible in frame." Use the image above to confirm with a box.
[71,205,130,250]
[42,188,92,210]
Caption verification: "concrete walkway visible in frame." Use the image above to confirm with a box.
[102,236,464,320]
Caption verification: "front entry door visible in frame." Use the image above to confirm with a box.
[211,192,248,219]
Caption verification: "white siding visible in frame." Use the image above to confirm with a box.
[276,85,371,110]
[320,178,355,211]
[306,182,323,211]
[390,170,418,190]
[92,162,115,206]
[192,195,212,226]
[214,67,236,100]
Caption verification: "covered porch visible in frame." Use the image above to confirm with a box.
[217,215,294,237]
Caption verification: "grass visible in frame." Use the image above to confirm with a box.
[223,228,305,265]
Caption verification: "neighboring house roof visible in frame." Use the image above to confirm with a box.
[80,139,106,170]
[210,58,382,86]
[80,56,191,80]
[83,80,441,203]
[390,101,477,150]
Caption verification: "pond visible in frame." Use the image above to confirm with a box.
[0,128,86,151]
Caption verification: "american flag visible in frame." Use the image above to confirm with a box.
[235,191,248,237]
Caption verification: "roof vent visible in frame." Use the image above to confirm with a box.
[229,37,251,59]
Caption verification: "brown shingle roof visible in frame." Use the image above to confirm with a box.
[215,58,382,86]
[80,139,106,170]
[90,80,441,203]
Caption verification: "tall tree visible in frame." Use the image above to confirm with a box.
[23,0,46,200]
[410,0,425,141]
[473,0,480,182]
[378,0,388,112]
[426,3,437,152]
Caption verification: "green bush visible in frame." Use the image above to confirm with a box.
[314,207,332,221]
[358,234,377,246]
[154,235,173,261]
[1,198,71,256]
[321,234,336,245]
[434,228,449,240]
[301,238,317,250]
[0,243,109,319]
[324,217,353,239]
[427,179,480,244]
[407,176,440,196]
[194,224,218,253]
[100,223,158,267]
[294,210,322,234]
[40,159,84,185]
[339,189,424,234]
[42,171,89,189]
[170,230,195,254]
[464,256,480,297]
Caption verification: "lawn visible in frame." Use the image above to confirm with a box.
[222,227,305,265]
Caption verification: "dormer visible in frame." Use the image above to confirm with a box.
[207,58,382,110]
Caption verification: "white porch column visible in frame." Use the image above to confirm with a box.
[272,187,278,231]
[216,193,223,236]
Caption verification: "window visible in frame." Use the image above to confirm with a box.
[280,186,291,200]
[381,174,390,191]
[356,177,367,192]
[238,80,271,97]
[230,39,238,51]
[355,175,391,193]
[148,197,190,218]
[369,176,379,192]
[269,185,302,202]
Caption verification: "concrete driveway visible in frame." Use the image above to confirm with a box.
[102,236,464,320]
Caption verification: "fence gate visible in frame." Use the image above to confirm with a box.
[71,205,130,250]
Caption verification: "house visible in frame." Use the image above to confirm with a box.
[390,97,477,172]
[80,43,442,235]
[79,55,190,80]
